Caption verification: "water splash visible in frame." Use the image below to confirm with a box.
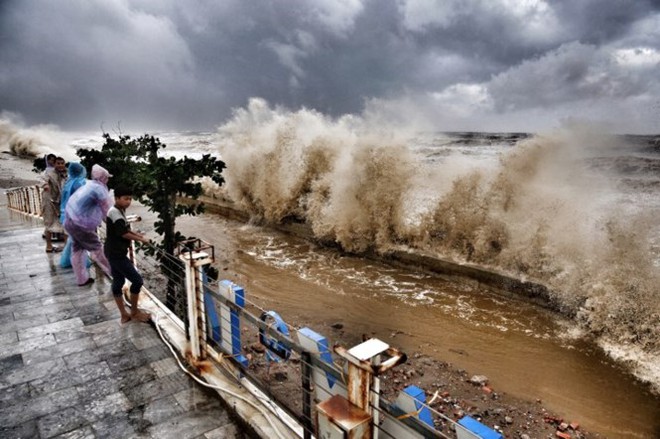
[0,118,78,159]
[216,99,659,388]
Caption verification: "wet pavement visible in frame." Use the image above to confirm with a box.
[0,206,246,438]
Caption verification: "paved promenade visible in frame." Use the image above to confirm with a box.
[0,202,246,438]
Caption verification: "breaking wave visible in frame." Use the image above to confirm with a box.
[215,99,660,390]
[0,118,77,159]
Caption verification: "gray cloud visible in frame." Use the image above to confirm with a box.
[0,0,658,133]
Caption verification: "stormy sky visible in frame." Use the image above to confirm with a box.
[1,0,659,134]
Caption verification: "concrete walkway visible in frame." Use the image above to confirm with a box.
[0,203,247,438]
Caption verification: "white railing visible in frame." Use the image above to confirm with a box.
[5,185,43,217]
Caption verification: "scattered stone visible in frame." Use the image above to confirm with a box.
[331,322,343,329]
[270,363,288,381]
[449,348,468,356]
[544,415,563,425]
[469,375,489,386]
[250,342,266,353]
[505,416,513,424]
[556,431,571,439]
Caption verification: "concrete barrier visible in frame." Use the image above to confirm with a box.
[180,195,562,314]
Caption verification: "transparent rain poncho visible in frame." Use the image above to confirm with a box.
[60,162,87,224]
[63,164,113,284]
[64,166,113,231]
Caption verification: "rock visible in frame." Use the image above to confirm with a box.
[521,435,531,439]
[469,375,489,386]
[250,342,266,353]
[270,363,288,381]
[331,322,343,329]
[505,416,513,424]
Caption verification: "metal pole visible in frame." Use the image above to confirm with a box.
[182,254,201,359]
[178,240,214,362]
[301,350,313,439]
[196,266,208,360]
[372,354,381,439]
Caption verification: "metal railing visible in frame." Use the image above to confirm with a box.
[129,237,490,439]
[5,185,43,217]
[6,186,493,439]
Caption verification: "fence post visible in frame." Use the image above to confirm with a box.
[333,339,407,439]
[177,239,214,361]
[36,186,43,216]
[30,186,38,215]
[301,350,313,439]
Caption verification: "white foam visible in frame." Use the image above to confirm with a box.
[598,338,660,393]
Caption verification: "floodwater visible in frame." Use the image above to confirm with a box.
[157,208,660,439]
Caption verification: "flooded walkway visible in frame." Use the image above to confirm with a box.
[0,207,246,438]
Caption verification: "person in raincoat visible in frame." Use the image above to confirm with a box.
[41,156,66,252]
[63,164,113,286]
[59,162,87,224]
[58,162,87,268]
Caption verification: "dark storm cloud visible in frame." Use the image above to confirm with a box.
[0,0,658,132]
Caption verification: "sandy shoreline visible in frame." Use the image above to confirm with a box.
[0,151,607,439]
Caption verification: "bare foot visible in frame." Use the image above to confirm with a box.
[130,310,151,322]
[120,314,132,324]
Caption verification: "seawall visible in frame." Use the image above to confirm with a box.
[183,195,560,313]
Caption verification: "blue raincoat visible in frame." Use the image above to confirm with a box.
[60,162,87,224]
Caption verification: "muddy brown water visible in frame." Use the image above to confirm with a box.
[131,204,660,439]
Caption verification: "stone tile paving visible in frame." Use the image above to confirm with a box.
[0,202,249,439]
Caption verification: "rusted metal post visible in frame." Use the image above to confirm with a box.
[334,339,407,439]
[177,239,214,361]
[301,350,313,439]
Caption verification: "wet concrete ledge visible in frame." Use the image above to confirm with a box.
[188,195,559,313]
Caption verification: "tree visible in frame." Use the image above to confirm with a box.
[77,133,225,312]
